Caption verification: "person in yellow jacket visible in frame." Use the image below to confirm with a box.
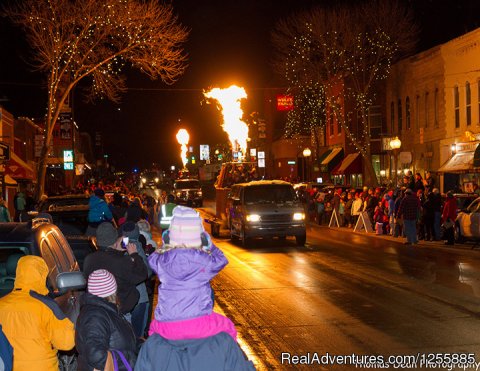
[0,255,75,371]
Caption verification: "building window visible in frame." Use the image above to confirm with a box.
[424,92,429,127]
[466,81,471,126]
[454,86,460,128]
[390,101,394,134]
[478,81,480,125]
[434,88,439,128]
[368,105,382,138]
[336,104,342,134]
[397,99,402,133]
[329,107,334,136]
[405,97,411,130]
[415,95,420,132]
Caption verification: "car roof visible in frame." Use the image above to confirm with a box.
[0,221,54,244]
[47,194,89,200]
[175,178,199,182]
[234,180,293,187]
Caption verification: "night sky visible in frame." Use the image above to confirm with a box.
[1,0,479,171]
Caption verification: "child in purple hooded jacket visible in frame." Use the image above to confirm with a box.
[148,206,237,341]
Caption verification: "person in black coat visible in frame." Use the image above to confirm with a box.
[76,269,138,371]
[125,197,148,223]
[83,222,148,315]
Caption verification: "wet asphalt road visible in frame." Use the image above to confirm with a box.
[195,211,480,370]
[152,205,480,370]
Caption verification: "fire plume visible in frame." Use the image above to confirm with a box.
[204,85,248,158]
[176,128,190,169]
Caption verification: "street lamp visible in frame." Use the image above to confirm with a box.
[389,137,402,187]
[303,148,312,181]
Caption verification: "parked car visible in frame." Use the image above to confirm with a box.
[173,178,203,207]
[21,206,97,270]
[42,194,90,211]
[226,180,307,246]
[0,218,86,368]
[455,196,480,242]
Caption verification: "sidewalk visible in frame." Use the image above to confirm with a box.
[198,203,480,253]
[310,221,480,252]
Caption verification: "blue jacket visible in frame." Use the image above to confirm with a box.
[0,324,13,371]
[88,195,113,223]
[134,332,255,371]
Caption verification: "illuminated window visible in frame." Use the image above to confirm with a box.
[368,105,382,137]
[466,81,471,126]
[454,86,460,128]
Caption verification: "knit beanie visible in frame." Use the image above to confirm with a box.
[88,269,117,298]
[120,221,140,241]
[96,222,118,248]
[167,206,205,248]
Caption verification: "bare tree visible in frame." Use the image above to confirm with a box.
[272,0,417,185]
[3,0,188,198]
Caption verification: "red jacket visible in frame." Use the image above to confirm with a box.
[442,197,457,222]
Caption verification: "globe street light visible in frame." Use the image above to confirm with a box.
[303,148,312,181]
[389,137,402,187]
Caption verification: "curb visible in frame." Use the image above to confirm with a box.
[308,221,480,252]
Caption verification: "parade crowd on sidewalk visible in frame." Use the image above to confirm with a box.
[299,171,471,247]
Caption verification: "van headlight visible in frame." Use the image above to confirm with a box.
[246,214,261,222]
[293,212,305,221]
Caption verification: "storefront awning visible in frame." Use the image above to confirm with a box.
[438,151,474,173]
[316,149,332,164]
[5,153,35,180]
[320,147,344,173]
[4,175,17,186]
[331,153,362,175]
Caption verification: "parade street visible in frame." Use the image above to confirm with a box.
[191,206,480,370]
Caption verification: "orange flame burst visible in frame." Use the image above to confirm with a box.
[176,128,190,168]
[204,85,248,158]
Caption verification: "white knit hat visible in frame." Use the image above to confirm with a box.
[167,206,205,248]
[88,269,117,298]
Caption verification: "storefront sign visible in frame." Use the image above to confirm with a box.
[276,95,294,111]
[63,150,74,163]
[199,144,210,161]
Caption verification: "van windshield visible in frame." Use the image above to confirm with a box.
[244,185,296,204]
[175,180,200,189]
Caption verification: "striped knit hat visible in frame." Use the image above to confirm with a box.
[88,269,117,298]
[168,206,205,248]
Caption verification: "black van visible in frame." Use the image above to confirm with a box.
[226,180,307,246]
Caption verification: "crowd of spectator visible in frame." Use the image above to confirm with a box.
[298,171,464,246]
